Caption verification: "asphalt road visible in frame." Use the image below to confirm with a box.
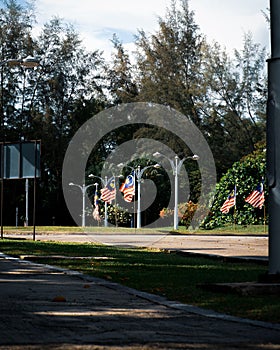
[4,232,268,261]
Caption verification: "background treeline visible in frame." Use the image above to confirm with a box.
[0,0,267,226]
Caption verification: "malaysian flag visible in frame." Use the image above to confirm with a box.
[245,182,265,209]
[94,189,99,207]
[120,174,135,203]
[100,177,116,203]
[92,189,101,221]
[220,187,236,214]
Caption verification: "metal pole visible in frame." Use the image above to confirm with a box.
[267,0,280,275]
[25,178,29,226]
[137,166,141,229]
[82,184,86,227]
[70,182,95,227]
[88,174,108,227]
[174,156,179,230]
[16,207,18,227]
[114,176,118,228]
[0,143,3,239]
[0,177,3,239]
[104,202,108,227]
[32,141,38,241]
[104,176,108,227]
[1,66,4,238]
[133,171,136,230]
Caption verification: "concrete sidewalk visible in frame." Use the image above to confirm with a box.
[0,250,280,349]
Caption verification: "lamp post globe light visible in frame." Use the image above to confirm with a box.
[69,182,96,227]
[88,174,108,227]
[153,152,199,230]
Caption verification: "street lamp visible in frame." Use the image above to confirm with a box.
[69,182,95,227]
[153,152,199,230]
[1,56,40,237]
[118,163,160,228]
[1,56,40,139]
[0,56,40,68]
[88,174,108,227]
[94,182,99,192]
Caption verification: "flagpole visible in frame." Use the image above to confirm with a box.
[262,178,265,234]
[88,174,109,227]
[263,204,266,234]
[263,179,266,234]
[233,184,237,232]
[97,183,100,227]
[233,206,236,232]
[92,183,101,225]
[114,176,118,228]
[133,172,136,234]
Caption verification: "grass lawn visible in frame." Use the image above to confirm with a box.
[0,239,278,324]
[1,224,268,235]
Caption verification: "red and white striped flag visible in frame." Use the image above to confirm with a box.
[120,174,135,203]
[100,177,116,203]
[245,183,265,209]
[220,187,236,214]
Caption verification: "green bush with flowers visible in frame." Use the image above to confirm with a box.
[159,143,267,230]
[201,142,266,229]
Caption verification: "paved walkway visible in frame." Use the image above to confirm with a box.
[1,232,279,349]
[0,252,280,350]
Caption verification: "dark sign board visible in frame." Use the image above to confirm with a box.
[0,141,40,179]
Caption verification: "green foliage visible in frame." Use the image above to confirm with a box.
[0,0,106,225]
[160,200,209,229]
[0,0,268,227]
[201,34,267,176]
[135,0,204,126]
[202,143,266,229]
[131,2,267,178]
[100,204,132,227]
[106,34,138,104]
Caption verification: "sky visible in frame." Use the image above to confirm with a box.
[33,0,269,59]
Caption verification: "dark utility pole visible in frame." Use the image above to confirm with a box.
[267,0,280,275]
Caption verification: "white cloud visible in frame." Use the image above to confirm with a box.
[36,0,168,31]
[190,0,269,54]
[34,0,269,58]
[34,0,170,58]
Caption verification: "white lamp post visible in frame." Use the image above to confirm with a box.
[69,182,95,227]
[117,164,136,228]
[153,152,199,230]
[94,182,99,192]
[88,174,108,227]
[118,163,160,229]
